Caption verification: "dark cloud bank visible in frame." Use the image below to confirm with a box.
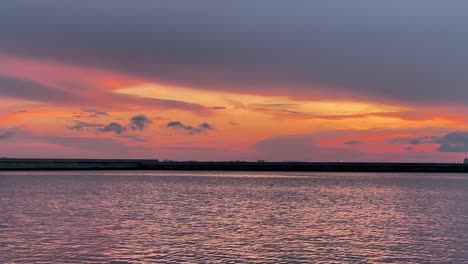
[436,132,468,152]
[393,132,468,152]
[0,1,467,105]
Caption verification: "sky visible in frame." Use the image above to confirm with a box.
[0,0,468,162]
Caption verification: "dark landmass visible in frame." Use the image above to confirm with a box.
[0,158,467,173]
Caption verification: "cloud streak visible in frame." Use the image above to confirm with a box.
[0,74,210,114]
[81,108,109,118]
[0,75,78,103]
[344,140,361,145]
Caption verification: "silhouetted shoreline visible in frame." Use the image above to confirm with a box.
[0,158,467,173]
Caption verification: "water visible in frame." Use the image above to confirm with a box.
[0,171,467,263]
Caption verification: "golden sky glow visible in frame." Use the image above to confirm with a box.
[0,55,467,162]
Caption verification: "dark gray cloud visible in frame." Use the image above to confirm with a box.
[408,138,423,145]
[1,1,468,105]
[129,114,152,131]
[69,121,126,134]
[344,140,361,145]
[166,121,215,135]
[391,131,468,153]
[100,122,126,134]
[68,114,152,135]
[0,130,14,140]
[68,121,101,132]
[199,122,214,130]
[389,135,441,145]
[436,132,468,152]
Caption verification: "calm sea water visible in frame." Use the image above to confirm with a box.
[0,171,467,263]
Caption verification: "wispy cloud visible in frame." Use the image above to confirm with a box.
[81,108,109,118]
[0,73,211,114]
[344,140,361,145]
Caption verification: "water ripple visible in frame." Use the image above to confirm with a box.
[0,172,467,263]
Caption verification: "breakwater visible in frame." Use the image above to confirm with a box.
[0,159,467,173]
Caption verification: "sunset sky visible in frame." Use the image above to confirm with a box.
[1,1,467,162]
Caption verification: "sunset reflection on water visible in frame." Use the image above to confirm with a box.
[0,172,467,263]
